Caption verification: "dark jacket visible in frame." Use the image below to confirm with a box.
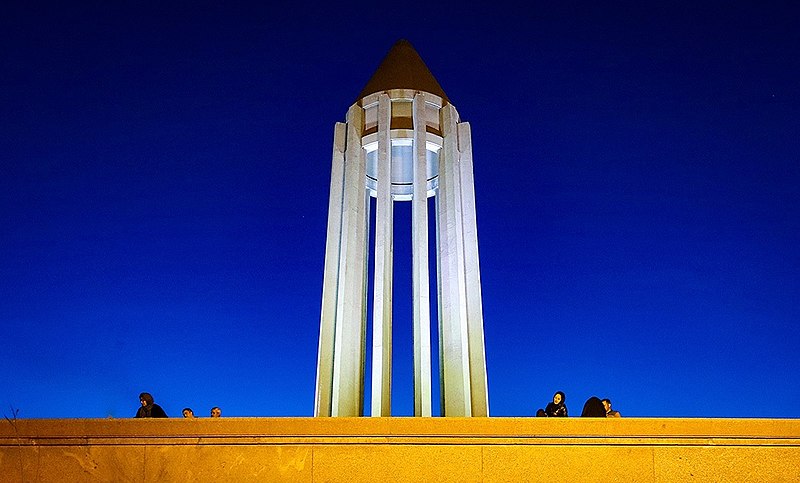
[135,403,167,418]
[135,392,168,418]
[545,391,568,417]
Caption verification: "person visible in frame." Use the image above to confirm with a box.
[544,391,568,417]
[182,408,195,418]
[602,398,621,417]
[210,406,221,418]
[535,408,547,417]
[135,392,168,418]
[580,396,607,417]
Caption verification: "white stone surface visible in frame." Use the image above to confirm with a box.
[371,94,393,416]
[331,105,368,417]
[315,122,347,417]
[412,92,433,416]
[457,122,489,417]
[438,104,472,416]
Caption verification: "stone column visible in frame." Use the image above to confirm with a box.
[412,92,433,416]
[328,105,369,417]
[314,122,347,417]
[457,122,489,417]
[437,104,472,416]
[371,94,393,416]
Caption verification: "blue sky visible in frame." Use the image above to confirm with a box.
[2,1,798,418]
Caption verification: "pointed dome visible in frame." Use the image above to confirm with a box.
[357,39,449,102]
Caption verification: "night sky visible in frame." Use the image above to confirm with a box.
[2,2,798,419]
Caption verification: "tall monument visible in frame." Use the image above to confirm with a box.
[315,40,488,417]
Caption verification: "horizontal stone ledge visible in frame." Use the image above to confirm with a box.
[4,437,800,449]
[2,417,799,441]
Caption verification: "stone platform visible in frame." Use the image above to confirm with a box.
[1,417,798,481]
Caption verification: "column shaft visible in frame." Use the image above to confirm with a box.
[315,122,347,416]
[331,105,368,416]
[371,94,393,416]
[412,93,433,416]
[457,122,489,416]
[437,104,472,416]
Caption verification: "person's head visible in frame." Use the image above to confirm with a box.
[139,392,154,407]
[553,391,565,405]
[601,399,612,413]
[182,408,194,418]
[581,396,607,417]
[536,408,547,417]
[210,406,221,418]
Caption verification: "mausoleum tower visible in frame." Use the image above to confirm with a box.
[315,40,488,417]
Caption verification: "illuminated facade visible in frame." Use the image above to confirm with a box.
[314,40,488,417]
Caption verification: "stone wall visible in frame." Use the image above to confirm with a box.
[1,417,798,482]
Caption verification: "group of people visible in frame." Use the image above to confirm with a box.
[536,391,621,418]
[181,406,222,418]
[137,390,620,419]
[134,392,222,419]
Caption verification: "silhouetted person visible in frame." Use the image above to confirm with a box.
[210,406,221,418]
[135,392,167,418]
[602,398,621,417]
[581,396,607,417]
[545,391,568,417]
[182,407,195,418]
[536,408,547,417]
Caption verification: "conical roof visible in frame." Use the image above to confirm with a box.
[357,39,449,102]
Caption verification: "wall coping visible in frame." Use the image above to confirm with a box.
[3,417,799,446]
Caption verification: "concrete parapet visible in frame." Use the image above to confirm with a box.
[1,417,798,481]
